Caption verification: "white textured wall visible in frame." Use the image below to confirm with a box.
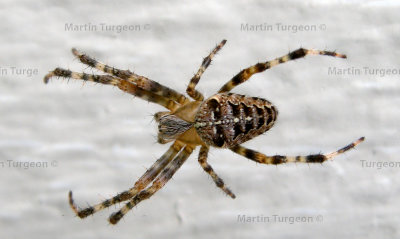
[0,0,399,238]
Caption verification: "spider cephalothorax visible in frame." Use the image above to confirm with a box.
[44,40,364,224]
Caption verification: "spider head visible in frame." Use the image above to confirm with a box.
[156,113,193,144]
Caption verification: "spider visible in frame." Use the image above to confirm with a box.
[44,39,364,224]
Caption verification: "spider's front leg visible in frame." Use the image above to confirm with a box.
[198,146,236,198]
[68,141,184,219]
[219,48,346,93]
[186,39,227,101]
[44,68,180,111]
[231,137,364,164]
[71,48,189,104]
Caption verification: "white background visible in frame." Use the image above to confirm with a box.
[1,0,399,238]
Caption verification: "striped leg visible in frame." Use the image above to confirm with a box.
[198,146,236,198]
[44,68,179,111]
[71,48,189,104]
[230,137,364,164]
[69,141,184,219]
[218,48,347,93]
[109,144,194,224]
[44,67,119,85]
[186,39,227,101]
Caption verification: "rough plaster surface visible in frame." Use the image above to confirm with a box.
[0,0,399,238]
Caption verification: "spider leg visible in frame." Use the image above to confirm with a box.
[71,48,189,104]
[109,144,194,225]
[68,141,185,219]
[44,68,179,111]
[186,39,227,101]
[219,48,347,93]
[230,137,364,164]
[198,146,236,198]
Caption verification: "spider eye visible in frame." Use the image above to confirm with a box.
[154,111,170,122]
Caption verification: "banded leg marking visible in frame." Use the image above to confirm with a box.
[118,80,180,111]
[44,67,119,85]
[44,68,180,111]
[68,141,184,219]
[198,146,236,198]
[219,48,347,93]
[231,137,364,164]
[108,145,194,224]
[71,48,189,104]
[186,39,227,101]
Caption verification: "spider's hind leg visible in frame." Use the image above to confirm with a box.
[230,137,364,165]
[219,48,347,93]
[186,39,227,101]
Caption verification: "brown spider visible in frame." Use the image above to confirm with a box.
[44,40,364,224]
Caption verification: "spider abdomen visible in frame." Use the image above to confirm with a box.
[194,93,278,148]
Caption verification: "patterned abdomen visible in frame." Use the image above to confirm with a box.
[194,93,278,148]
